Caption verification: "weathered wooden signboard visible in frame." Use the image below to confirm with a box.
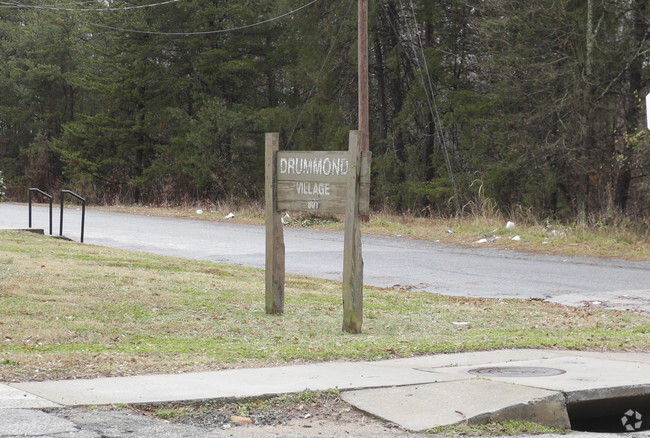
[265,131,369,333]
[276,151,370,215]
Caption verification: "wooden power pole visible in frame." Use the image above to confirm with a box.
[358,0,369,153]
[358,0,370,224]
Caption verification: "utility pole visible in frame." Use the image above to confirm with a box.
[358,0,369,153]
[358,0,370,223]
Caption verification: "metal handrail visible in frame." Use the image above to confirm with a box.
[28,188,53,235]
[60,190,86,243]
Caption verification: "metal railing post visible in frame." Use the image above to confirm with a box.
[81,201,85,243]
[60,190,86,243]
[28,190,32,228]
[59,193,64,238]
[28,188,53,235]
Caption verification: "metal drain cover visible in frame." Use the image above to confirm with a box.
[468,366,566,377]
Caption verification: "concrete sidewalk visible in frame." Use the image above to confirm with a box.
[3,349,650,435]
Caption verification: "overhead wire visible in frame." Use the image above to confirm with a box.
[394,0,461,214]
[405,1,454,179]
[1,0,322,36]
[2,0,180,12]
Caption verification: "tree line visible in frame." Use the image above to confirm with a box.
[1,0,648,221]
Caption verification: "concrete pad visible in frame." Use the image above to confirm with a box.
[0,383,61,409]
[10,360,456,406]
[341,380,569,432]
[0,409,77,436]
[433,356,650,393]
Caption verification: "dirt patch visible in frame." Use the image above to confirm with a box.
[129,390,425,437]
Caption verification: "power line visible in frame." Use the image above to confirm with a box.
[4,0,322,35]
[396,0,461,214]
[3,0,181,12]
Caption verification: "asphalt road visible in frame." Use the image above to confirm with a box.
[1,203,649,313]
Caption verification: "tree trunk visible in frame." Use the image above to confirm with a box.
[374,33,388,141]
[614,0,646,212]
[577,0,595,223]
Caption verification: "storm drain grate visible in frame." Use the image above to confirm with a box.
[568,394,650,432]
[468,366,566,377]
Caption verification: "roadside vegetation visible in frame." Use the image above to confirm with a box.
[1,229,648,383]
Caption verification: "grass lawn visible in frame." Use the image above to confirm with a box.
[0,229,649,383]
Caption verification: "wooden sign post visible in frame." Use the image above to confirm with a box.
[342,130,363,333]
[265,131,370,333]
[265,133,285,315]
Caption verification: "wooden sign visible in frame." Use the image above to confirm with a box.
[265,132,368,333]
[276,151,370,215]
